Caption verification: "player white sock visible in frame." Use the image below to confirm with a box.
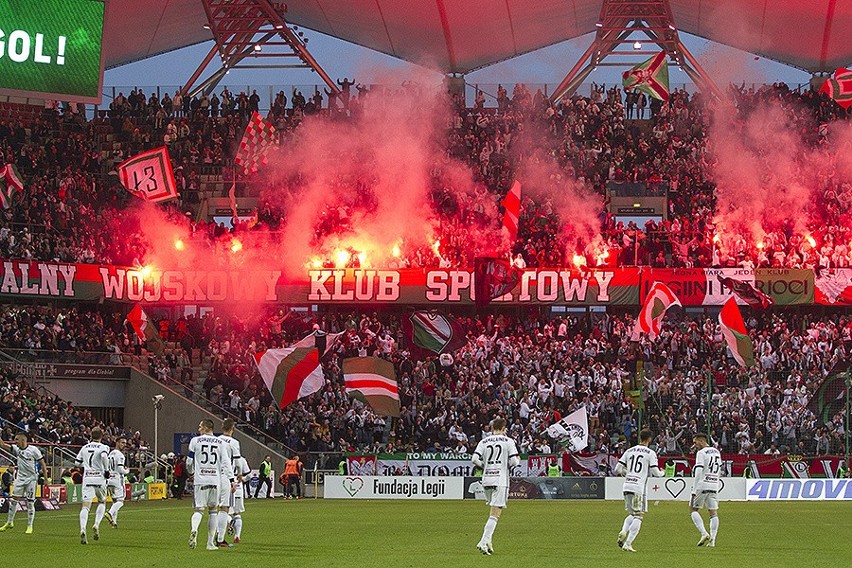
[481,516,498,544]
[691,511,708,536]
[234,516,243,539]
[709,516,719,540]
[190,511,203,532]
[79,507,89,533]
[94,503,106,529]
[110,501,124,522]
[621,515,633,535]
[625,516,642,546]
[216,511,229,542]
[26,501,35,527]
[7,500,17,524]
[207,512,217,546]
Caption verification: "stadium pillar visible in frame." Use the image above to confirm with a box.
[184,0,339,98]
[549,0,722,103]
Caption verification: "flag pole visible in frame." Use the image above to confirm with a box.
[313,461,318,500]
[706,368,712,439]
[846,369,850,476]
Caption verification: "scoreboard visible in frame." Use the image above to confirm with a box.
[0,0,105,103]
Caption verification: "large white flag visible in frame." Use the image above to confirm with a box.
[117,147,179,203]
[546,406,589,452]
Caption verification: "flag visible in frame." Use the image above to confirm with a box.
[125,304,164,355]
[718,297,755,367]
[234,111,277,174]
[253,347,325,408]
[718,275,774,310]
[501,180,521,242]
[819,68,852,109]
[632,281,681,340]
[474,257,521,308]
[402,311,467,357]
[622,51,670,102]
[228,181,238,223]
[0,163,24,210]
[292,330,344,359]
[343,356,400,417]
[546,406,589,452]
[807,362,849,424]
[117,147,179,203]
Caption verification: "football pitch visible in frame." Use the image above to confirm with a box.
[0,498,846,567]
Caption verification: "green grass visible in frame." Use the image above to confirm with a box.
[0,498,847,567]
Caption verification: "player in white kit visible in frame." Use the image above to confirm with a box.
[0,433,47,534]
[614,429,664,552]
[689,433,721,547]
[471,417,520,555]
[187,419,233,551]
[75,428,111,544]
[216,418,241,547]
[104,437,129,528]
[228,456,251,543]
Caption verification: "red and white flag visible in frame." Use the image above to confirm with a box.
[253,348,325,408]
[125,304,164,354]
[632,281,681,341]
[501,180,521,242]
[234,111,277,174]
[117,147,179,203]
[719,297,755,367]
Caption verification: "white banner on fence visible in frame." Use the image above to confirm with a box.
[605,477,747,501]
[325,475,464,500]
[746,478,852,501]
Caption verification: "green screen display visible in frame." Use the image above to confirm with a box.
[0,0,105,102]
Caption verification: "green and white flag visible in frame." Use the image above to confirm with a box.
[0,164,24,209]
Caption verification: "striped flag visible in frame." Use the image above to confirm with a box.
[501,180,521,242]
[622,51,670,102]
[125,304,164,355]
[820,68,852,109]
[253,347,325,408]
[719,297,755,367]
[402,311,467,357]
[632,281,681,341]
[343,357,400,417]
[0,163,24,209]
[235,111,277,174]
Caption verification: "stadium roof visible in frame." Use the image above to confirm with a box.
[104,1,851,74]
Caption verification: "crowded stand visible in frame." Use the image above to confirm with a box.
[0,367,150,470]
[1,81,850,271]
[0,302,849,460]
[0,78,850,474]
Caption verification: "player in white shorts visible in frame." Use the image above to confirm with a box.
[689,433,721,547]
[228,456,251,543]
[104,437,129,528]
[187,419,233,551]
[75,428,111,544]
[471,417,520,556]
[0,433,47,534]
[216,418,241,547]
[615,429,664,552]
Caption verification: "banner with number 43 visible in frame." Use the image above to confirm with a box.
[117,147,179,203]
